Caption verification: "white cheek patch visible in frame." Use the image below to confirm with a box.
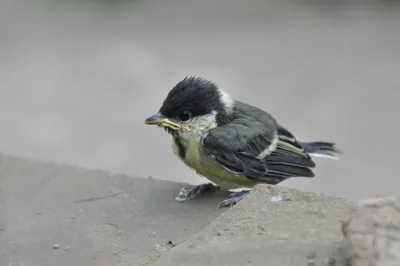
[197,111,218,128]
[187,112,218,131]
[179,111,218,143]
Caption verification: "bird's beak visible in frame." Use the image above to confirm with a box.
[144,113,182,130]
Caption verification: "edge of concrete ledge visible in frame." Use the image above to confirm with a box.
[151,184,353,266]
[0,153,230,266]
[152,184,400,266]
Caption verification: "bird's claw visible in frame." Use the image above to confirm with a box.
[175,183,216,202]
[217,190,250,210]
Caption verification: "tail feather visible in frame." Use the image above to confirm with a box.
[299,141,342,159]
[251,141,342,185]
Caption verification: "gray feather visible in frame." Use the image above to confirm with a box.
[203,102,318,184]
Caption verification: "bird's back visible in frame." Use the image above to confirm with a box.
[230,101,278,127]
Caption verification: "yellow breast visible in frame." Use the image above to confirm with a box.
[172,137,259,190]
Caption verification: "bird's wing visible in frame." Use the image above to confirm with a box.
[271,125,312,159]
[202,119,316,185]
[202,117,275,179]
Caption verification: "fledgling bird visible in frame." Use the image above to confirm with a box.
[144,77,342,209]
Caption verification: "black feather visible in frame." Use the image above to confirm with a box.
[159,77,225,120]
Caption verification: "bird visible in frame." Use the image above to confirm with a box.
[144,76,342,209]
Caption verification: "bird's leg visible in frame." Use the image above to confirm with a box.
[217,190,251,210]
[175,183,218,202]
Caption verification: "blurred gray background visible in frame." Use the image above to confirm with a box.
[1,0,399,199]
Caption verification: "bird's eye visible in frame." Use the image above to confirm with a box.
[179,111,192,121]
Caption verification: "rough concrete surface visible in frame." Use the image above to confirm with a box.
[339,197,400,266]
[152,185,350,266]
[0,153,230,266]
[152,187,400,266]
[2,154,400,266]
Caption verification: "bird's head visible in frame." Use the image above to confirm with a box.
[144,77,234,136]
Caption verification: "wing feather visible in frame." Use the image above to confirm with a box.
[202,117,316,184]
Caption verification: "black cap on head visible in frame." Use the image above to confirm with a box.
[159,77,225,121]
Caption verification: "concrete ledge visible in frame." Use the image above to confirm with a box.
[0,153,229,266]
[153,186,400,266]
[152,185,351,266]
[1,153,399,266]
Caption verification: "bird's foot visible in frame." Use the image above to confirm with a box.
[175,183,217,202]
[217,190,251,210]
